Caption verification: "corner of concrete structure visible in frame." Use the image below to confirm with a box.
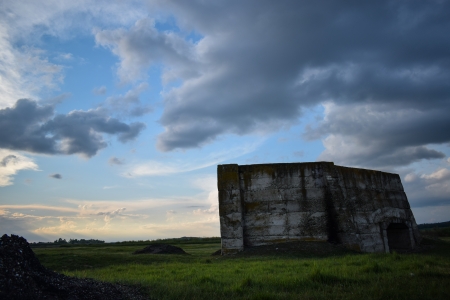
[218,164,244,254]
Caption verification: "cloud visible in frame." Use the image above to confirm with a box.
[166,210,177,221]
[0,99,145,157]
[93,86,107,95]
[103,185,119,190]
[55,52,73,61]
[304,103,448,169]
[42,93,72,106]
[0,192,220,242]
[0,42,64,108]
[402,167,450,209]
[0,204,79,214]
[124,140,261,177]
[49,173,62,179]
[108,156,125,166]
[0,150,38,186]
[100,83,152,117]
[0,0,148,108]
[94,1,450,153]
[96,207,126,216]
[95,17,197,83]
[421,168,450,182]
[1,155,18,167]
[96,207,127,223]
[140,219,219,238]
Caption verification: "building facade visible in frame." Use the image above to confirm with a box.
[218,162,421,254]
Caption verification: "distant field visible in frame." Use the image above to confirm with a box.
[418,221,450,230]
[33,237,450,300]
[419,226,450,239]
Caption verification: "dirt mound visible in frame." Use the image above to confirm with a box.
[0,234,148,300]
[133,244,187,255]
[211,249,222,256]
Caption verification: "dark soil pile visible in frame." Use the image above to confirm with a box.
[133,244,187,255]
[0,234,148,300]
[211,249,222,256]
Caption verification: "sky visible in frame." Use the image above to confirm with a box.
[1,0,450,243]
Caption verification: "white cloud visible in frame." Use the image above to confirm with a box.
[124,140,262,177]
[404,173,418,183]
[0,0,147,108]
[188,175,219,219]
[166,209,177,221]
[140,218,219,238]
[94,17,197,84]
[96,207,126,217]
[55,53,73,61]
[0,150,39,186]
[402,166,450,209]
[0,40,63,108]
[0,204,79,213]
[421,168,450,181]
[420,168,450,195]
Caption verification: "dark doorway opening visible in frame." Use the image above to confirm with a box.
[387,223,412,251]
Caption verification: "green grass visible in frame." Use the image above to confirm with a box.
[33,238,450,300]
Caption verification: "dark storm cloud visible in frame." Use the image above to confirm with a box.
[49,173,62,179]
[0,99,55,153]
[0,99,146,157]
[141,0,449,152]
[304,103,448,168]
[95,0,450,174]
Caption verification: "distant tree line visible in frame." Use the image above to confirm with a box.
[418,221,450,229]
[53,238,105,244]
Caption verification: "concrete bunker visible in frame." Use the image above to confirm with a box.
[217,162,421,254]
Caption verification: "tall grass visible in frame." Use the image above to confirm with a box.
[34,238,450,300]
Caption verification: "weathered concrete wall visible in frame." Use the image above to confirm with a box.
[217,162,421,254]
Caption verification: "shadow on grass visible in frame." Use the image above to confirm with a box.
[225,241,361,260]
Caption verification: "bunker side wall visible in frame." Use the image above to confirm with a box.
[329,166,421,252]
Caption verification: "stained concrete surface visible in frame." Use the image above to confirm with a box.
[218,162,421,254]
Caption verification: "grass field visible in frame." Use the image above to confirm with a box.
[33,237,450,300]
